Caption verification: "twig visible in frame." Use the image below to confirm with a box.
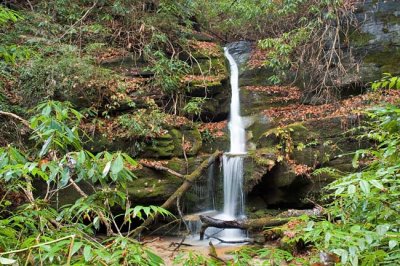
[182,135,189,174]
[140,160,185,179]
[208,241,227,264]
[172,235,187,252]
[26,0,34,11]
[68,177,114,236]
[59,0,98,40]
[169,242,192,247]
[205,234,252,244]
[66,235,75,265]
[0,111,30,128]
[0,235,75,256]
[141,237,161,245]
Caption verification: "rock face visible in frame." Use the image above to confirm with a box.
[182,40,231,122]
[245,116,366,209]
[350,0,400,83]
[142,127,202,159]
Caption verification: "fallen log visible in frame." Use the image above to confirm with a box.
[199,207,323,240]
[131,150,222,238]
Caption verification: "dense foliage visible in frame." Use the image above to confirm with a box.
[263,81,398,265]
[0,101,171,265]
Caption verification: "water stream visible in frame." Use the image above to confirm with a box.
[213,47,247,240]
[185,47,247,242]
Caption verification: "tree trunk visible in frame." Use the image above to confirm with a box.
[131,150,222,238]
[199,207,323,240]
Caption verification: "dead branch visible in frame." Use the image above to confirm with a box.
[130,150,222,238]
[205,234,253,244]
[140,160,185,179]
[68,177,115,236]
[0,111,30,128]
[59,0,98,39]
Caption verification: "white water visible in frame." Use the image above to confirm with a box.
[214,47,246,240]
[224,48,246,155]
[186,47,247,242]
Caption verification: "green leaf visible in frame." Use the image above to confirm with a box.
[348,184,356,194]
[335,186,345,195]
[102,161,111,177]
[93,216,100,230]
[359,180,370,194]
[145,249,164,265]
[83,245,92,262]
[389,240,398,250]
[376,224,390,236]
[0,257,16,265]
[369,179,384,190]
[111,154,124,175]
[71,242,84,256]
[39,136,53,157]
[77,151,86,164]
[122,153,138,168]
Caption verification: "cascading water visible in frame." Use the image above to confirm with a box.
[225,47,246,155]
[212,47,247,240]
[184,46,247,242]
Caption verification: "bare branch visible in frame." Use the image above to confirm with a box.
[0,111,30,128]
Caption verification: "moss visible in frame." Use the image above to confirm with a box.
[364,49,400,75]
[127,174,181,203]
[192,58,227,76]
[170,129,183,157]
[349,31,374,47]
[248,147,277,168]
[189,77,224,88]
[186,127,202,156]
[191,48,224,60]
[166,157,186,172]
[375,12,400,26]
[145,144,175,158]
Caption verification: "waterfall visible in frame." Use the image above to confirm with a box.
[185,47,247,242]
[225,48,246,155]
[213,47,246,240]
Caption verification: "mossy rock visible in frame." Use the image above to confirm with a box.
[348,30,375,47]
[244,115,368,209]
[201,134,229,154]
[364,48,400,76]
[258,116,363,166]
[191,58,228,77]
[142,127,202,158]
[128,158,188,205]
[170,127,202,157]
[244,148,277,192]
[257,123,315,148]
[186,78,228,97]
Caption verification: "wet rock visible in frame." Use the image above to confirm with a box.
[225,41,252,70]
[301,0,400,102]
[183,41,231,121]
[244,115,367,209]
